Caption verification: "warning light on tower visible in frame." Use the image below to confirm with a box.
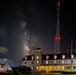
[55,36,61,41]
[58,1,60,6]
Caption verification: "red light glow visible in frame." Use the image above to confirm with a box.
[58,1,60,6]
[55,36,61,40]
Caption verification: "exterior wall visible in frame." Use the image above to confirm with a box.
[42,59,63,64]
[21,49,76,72]
[38,64,75,72]
[64,59,71,64]
[42,60,54,64]
[22,61,26,66]
[25,61,32,67]
[22,58,76,72]
[34,49,43,69]
[72,59,76,64]
[38,65,63,72]
[64,59,76,64]
[22,60,34,69]
[42,59,76,65]
[56,60,62,64]
[22,58,76,66]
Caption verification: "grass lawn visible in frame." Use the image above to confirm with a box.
[30,72,76,75]
[38,73,76,75]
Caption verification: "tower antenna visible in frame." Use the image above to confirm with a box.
[54,1,61,54]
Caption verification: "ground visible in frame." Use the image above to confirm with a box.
[30,72,76,75]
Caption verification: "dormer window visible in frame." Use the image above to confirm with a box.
[62,54,65,59]
[32,56,34,60]
[46,55,49,59]
[71,54,74,59]
[54,55,57,59]
[25,57,27,60]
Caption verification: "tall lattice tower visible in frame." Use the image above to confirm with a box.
[54,1,61,54]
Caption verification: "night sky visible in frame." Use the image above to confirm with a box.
[0,0,76,66]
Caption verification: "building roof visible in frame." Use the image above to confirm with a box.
[42,53,70,60]
[34,48,41,50]
[21,53,75,61]
[21,55,35,61]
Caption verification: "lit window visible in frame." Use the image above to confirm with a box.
[71,54,74,59]
[62,60,64,64]
[36,67,38,70]
[37,56,39,59]
[32,56,34,60]
[54,60,56,64]
[46,61,48,64]
[37,61,39,64]
[62,66,64,70]
[54,66,56,69]
[62,54,65,59]
[46,55,49,59]
[25,57,27,60]
[46,67,48,69]
[54,55,57,59]
[31,67,33,69]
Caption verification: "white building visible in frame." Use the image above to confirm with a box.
[21,48,76,72]
[0,62,12,72]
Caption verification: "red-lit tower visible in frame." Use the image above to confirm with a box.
[54,1,61,54]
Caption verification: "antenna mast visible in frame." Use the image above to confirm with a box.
[54,1,61,54]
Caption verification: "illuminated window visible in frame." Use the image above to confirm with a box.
[54,55,57,59]
[37,60,39,64]
[71,54,74,59]
[62,66,64,70]
[31,67,33,69]
[46,67,48,70]
[54,66,56,69]
[54,60,56,64]
[31,56,34,60]
[25,57,27,60]
[37,56,39,59]
[62,54,65,59]
[62,60,64,64]
[46,61,48,64]
[46,55,49,59]
[36,67,38,70]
